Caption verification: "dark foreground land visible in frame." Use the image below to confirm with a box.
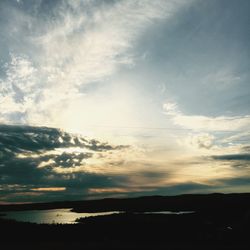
[0,193,250,249]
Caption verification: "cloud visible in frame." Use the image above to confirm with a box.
[0,124,126,153]
[0,124,249,203]
[0,124,131,202]
[220,176,250,186]
[162,102,179,116]
[242,146,250,153]
[88,178,250,198]
[186,133,215,149]
[1,1,249,202]
[0,0,190,128]
[163,102,250,132]
[174,115,250,132]
[201,68,242,90]
[219,131,250,145]
[212,154,250,162]
[31,187,66,192]
[162,102,250,164]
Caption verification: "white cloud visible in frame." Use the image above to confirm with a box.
[220,131,250,144]
[174,114,250,131]
[35,0,184,87]
[187,133,215,149]
[0,0,190,129]
[162,102,179,116]
[163,102,250,132]
[0,54,38,121]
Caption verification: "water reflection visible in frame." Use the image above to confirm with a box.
[2,209,195,224]
[3,209,120,224]
[142,211,194,215]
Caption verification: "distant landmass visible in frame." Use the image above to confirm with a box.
[0,192,250,213]
[1,193,250,250]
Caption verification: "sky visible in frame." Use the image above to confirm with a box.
[0,0,249,203]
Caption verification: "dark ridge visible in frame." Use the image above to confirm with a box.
[0,193,250,213]
[1,193,250,249]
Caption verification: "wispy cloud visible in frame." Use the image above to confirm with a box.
[0,0,189,129]
[163,101,250,132]
[0,0,249,202]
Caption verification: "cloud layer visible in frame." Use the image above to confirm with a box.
[0,1,249,202]
[0,124,130,202]
[1,124,249,203]
[0,0,190,129]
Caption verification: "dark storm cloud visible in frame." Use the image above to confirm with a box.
[209,151,250,170]
[221,176,250,186]
[0,124,122,153]
[0,124,129,202]
[52,152,93,168]
[212,154,250,161]
[87,139,128,151]
[0,173,130,203]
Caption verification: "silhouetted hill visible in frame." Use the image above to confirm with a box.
[1,193,250,249]
[0,193,250,213]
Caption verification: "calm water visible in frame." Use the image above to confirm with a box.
[143,211,194,215]
[2,209,194,224]
[2,209,120,224]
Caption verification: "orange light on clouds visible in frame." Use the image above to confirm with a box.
[31,187,66,192]
[88,187,154,194]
